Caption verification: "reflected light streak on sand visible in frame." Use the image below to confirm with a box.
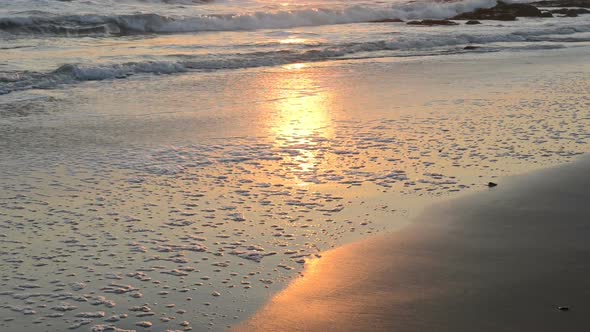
[264,64,335,184]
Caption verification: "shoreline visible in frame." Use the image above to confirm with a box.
[1,44,589,331]
[236,155,590,331]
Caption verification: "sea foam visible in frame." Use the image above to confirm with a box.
[1,20,589,95]
[0,0,498,36]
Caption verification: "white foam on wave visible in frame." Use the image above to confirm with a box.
[1,19,589,95]
[0,0,498,35]
[158,0,498,32]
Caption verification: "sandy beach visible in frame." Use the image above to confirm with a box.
[238,156,590,331]
[2,13,590,330]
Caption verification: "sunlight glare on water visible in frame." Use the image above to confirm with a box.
[266,65,335,184]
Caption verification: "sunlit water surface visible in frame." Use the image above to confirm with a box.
[1,0,590,331]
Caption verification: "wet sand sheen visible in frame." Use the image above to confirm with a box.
[237,156,590,331]
[1,49,589,331]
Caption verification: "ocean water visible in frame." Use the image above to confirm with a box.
[1,0,590,95]
[1,1,590,332]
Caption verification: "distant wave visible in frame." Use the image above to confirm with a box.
[0,0,498,36]
[2,21,588,95]
[134,0,215,3]
[127,0,216,3]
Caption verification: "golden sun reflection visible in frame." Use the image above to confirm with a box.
[261,66,335,184]
[283,63,306,70]
[279,37,309,45]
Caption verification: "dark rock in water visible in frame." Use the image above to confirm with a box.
[464,45,480,50]
[406,19,459,26]
[451,1,544,21]
[500,2,543,17]
[453,11,516,21]
[465,20,482,24]
[551,8,590,16]
[540,11,554,17]
[530,0,590,8]
[551,8,590,14]
[487,182,498,188]
[369,18,404,23]
[557,306,570,311]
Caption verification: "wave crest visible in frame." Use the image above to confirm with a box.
[0,0,498,36]
[1,20,588,95]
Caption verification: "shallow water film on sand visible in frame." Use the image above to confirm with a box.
[1,51,590,331]
[2,0,590,330]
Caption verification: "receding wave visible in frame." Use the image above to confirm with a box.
[1,21,588,95]
[0,0,497,36]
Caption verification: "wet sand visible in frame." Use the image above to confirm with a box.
[238,156,590,331]
[1,48,589,331]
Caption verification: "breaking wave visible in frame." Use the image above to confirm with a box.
[0,0,498,36]
[1,21,588,95]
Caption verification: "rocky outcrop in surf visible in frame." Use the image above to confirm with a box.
[450,1,545,21]
[529,0,590,8]
[549,8,590,16]
[407,19,459,26]
[451,0,589,21]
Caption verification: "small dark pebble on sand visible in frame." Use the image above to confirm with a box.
[487,182,498,187]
